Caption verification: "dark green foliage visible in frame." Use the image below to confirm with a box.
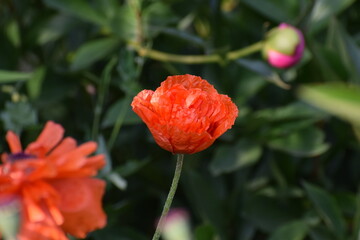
[0,0,360,239]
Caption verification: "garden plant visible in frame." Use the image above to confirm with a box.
[0,0,360,240]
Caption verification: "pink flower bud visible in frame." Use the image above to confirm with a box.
[263,23,305,68]
[0,194,21,240]
[161,208,192,240]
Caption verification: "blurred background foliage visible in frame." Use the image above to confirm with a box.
[0,0,360,239]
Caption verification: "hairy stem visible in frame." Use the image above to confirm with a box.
[152,154,184,240]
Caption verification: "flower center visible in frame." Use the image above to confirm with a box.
[7,152,36,162]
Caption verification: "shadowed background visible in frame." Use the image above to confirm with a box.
[0,0,360,239]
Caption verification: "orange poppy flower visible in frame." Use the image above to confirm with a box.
[0,121,106,240]
[131,74,238,154]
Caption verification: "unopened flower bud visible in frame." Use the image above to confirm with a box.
[161,208,192,240]
[0,194,21,240]
[263,23,305,68]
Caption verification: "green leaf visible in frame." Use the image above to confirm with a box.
[209,139,262,176]
[110,5,138,41]
[298,83,360,125]
[269,220,308,240]
[44,0,107,25]
[247,102,326,137]
[267,127,329,157]
[114,159,150,178]
[235,59,290,89]
[194,224,216,240]
[37,14,78,45]
[102,98,141,128]
[5,20,21,48]
[323,48,351,81]
[243,193,302,232]
[306,41,344,82]
[70,38,119,71]
[0,70,32,83]
[143,2,175,26]
[97,135,112,175]
[338,192,356,212]
[107,172,127,191]
[327,18,360,83]
[93,0,119,21]
[107,97,133,151]
[309,0,356,33]
[143,2,177,38]
[303,182,346,240]
[235,75,267,105]
[236,59,273,79]
[156,27,206,47]
[92,57,118,140]
[0,102,38,134]
[26,66,46,99]
[241,0,294,23]
[254,102,327,123]
[117,48,141,84]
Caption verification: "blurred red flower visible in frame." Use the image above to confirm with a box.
[0,121,106,240]
[131,74,238,154]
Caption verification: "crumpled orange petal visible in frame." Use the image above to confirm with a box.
[49,178,106,238]
[48,137,77,158]
[132,74,238,154]
[26,121,64,157]
[18,181,67,240]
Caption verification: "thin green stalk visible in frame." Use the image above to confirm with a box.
[152,154,184,240]
[135,45,221,64]
[226,41,263,60]
[268,73,291,90]
[107,97,131,151]
[129,41,263,64]
[91,57,117,141]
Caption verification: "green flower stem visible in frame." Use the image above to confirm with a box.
[129,41,263,64]
[152,154,184,240]
[107,97,131,151]
[226,41,264,60]
[91,57,117,141]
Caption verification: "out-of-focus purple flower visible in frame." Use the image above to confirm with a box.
[161,208,191,240]
[263,23,305,68]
